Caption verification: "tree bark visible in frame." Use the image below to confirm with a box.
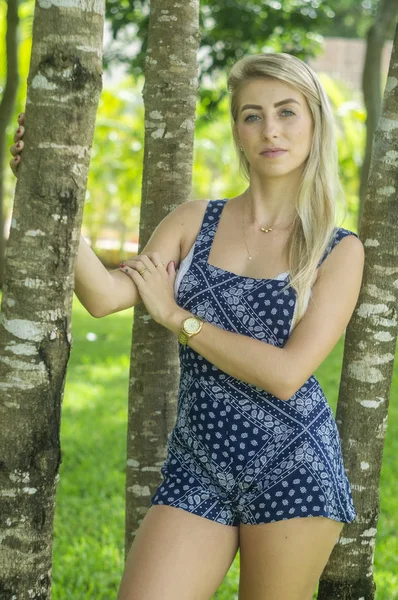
[318,22,398,600]
[124,0,201,554]
[0,1,104,597]
[358,0,398,231]
[0,0,20,290]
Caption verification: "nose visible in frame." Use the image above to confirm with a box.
[260,116,280,138]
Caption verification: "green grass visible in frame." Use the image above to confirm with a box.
[1,294,397,597]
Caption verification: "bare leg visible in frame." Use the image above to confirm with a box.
[238,516,344,600]
[117,505,240,600]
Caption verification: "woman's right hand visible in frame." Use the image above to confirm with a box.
[9,112,25,178]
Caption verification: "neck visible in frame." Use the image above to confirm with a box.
[243,175,299,225]
[243,193,296,229]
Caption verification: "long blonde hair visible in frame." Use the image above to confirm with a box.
[227,53,347,330]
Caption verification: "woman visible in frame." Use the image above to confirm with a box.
[10,52,364,600]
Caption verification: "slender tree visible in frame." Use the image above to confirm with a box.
[0,1,104,596]
[358,0,398,230]
[0,0,20,289]
[318,22,398,600]
[124,0,200,552]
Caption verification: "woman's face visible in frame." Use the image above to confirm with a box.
[234,77,314,177]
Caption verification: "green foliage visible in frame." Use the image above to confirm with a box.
[42,297,397,598]
[319,0,393,40]
[104,0,384,79]
[84,78,144,249]
[104,0,330,114]
[319,73,366,227]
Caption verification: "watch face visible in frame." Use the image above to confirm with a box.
[184,317,201,334]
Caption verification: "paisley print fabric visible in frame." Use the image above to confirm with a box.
[149,198,358,526]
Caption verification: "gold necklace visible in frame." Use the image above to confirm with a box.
[242,200,293,260]
[248,197,296,233]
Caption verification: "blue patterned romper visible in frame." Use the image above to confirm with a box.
[149,198,357,526]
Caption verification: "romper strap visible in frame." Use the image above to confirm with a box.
[191,198,228,263]
[317,227,360,268]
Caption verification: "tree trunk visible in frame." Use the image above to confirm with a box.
[0,0,20,290]
[358,0,398,232]
[0,1,104,597]
[124,0,200,553]
[318,22,398,600]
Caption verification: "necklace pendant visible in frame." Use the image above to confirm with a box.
[261,227,273,233]
[248,256,252,260]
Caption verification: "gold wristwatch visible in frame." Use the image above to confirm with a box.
[178,315,205,346]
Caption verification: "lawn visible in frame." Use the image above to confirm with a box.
[2,295,397,598]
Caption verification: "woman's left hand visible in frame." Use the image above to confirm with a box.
[119,251,178,328]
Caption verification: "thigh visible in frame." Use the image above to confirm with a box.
[238,516,344,600]
[117,504,240,600]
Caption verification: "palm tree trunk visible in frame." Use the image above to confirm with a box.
[0,1,104,596]
[124,0,200,552]
[318,21,398,600]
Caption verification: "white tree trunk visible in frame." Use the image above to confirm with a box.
[358,0,398,229]
[0,1,104,597]
[124,0,200,554]
[319,21,398,600]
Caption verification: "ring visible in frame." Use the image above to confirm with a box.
[139,267,149,276]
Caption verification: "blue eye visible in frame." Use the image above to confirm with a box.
[244,109,295,122]
[244,114,259,122]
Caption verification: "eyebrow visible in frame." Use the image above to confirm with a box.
[240,98,301,112]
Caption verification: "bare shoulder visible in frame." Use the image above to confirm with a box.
[317,231,365,280]
[179,198,210,261]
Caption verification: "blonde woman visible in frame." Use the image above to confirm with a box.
[10,52,364,600]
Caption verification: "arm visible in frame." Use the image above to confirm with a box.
[165,234,365,401]
[73,234,133,318]
[282,234,365,397]
[76,200,192,318]
[167,306,289,400]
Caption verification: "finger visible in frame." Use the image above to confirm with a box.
[151,251,167,269]
[13,125,24,144]
[9,156,20,177]
[120,265,147,287]
[119,257,144,270]
[134,254,157,274]
[130,251,156,264]
[120,252,163,270]
[122,256,141,267]
[10,141,23,156]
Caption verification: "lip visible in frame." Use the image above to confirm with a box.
[261,149,287,158]
[260,147,286,153]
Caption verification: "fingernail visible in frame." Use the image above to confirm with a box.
[17,129,21,134]
[16,143,21,148]
[119,263,126,268]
